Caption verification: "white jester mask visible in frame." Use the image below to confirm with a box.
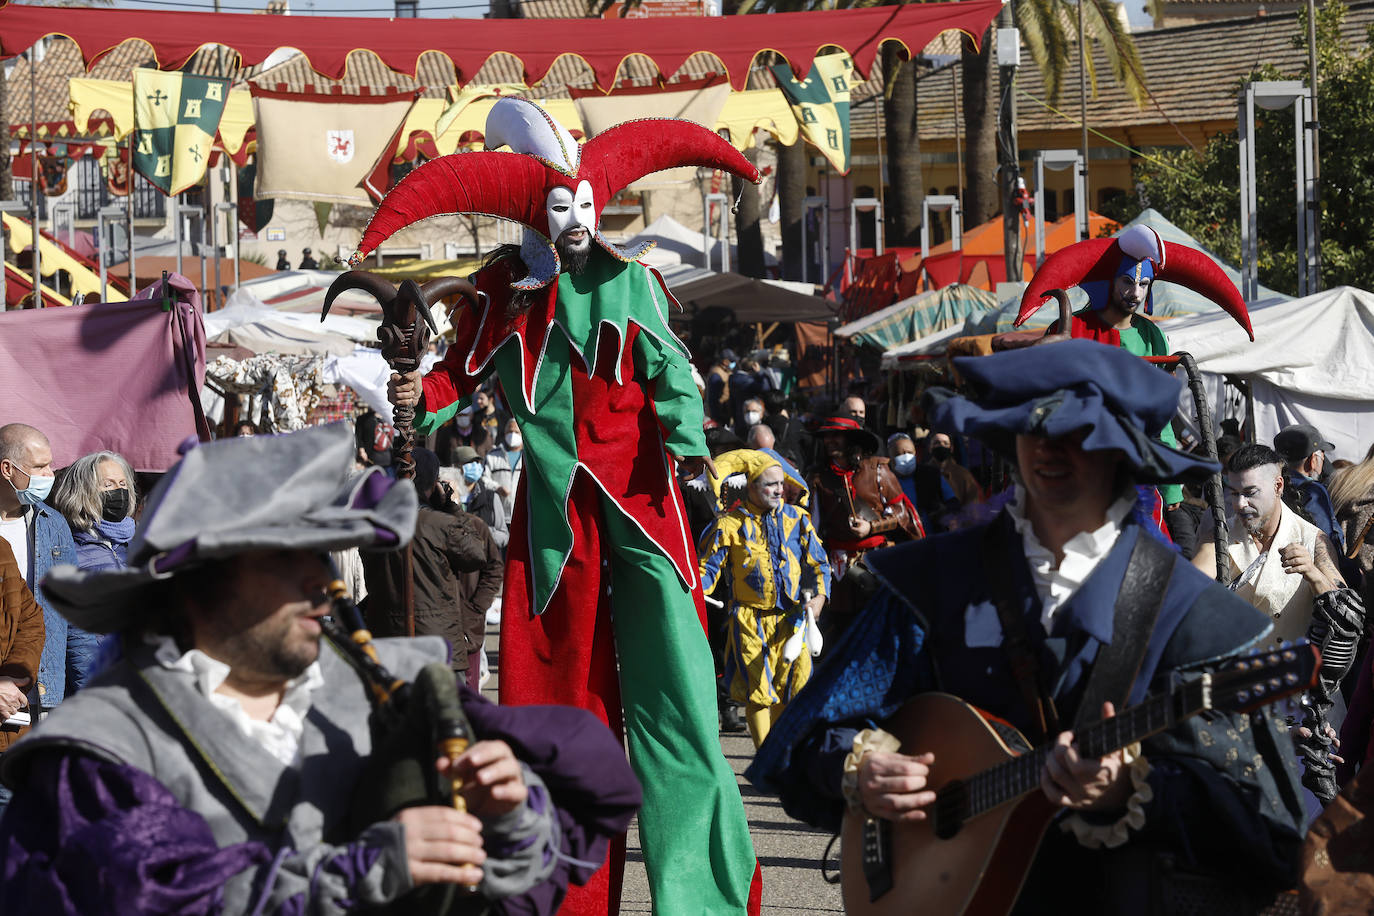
[547,181,597,245]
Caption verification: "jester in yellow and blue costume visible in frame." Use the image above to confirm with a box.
[699,449,831,749]
[353,99,762,916]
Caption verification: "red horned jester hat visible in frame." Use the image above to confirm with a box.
[349,97,761,290]
[1014,224,1255,341]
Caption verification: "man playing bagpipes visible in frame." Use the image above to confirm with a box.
[0,424,640,915]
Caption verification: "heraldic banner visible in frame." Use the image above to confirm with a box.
[770,52,853,175]
[132,68,230,196]
[251,87,419,206]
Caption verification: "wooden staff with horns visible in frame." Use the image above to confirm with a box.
[323,272,480,637]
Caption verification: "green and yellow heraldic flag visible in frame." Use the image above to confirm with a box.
[771,52,853,175]
[132,69,230,196]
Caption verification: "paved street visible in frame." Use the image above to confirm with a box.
[483,620,844,914]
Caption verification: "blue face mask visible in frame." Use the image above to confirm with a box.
[892,453,917,477]
[8,465,54,505]
[462,462,483,484]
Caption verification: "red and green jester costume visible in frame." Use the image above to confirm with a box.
[349,98,762,916]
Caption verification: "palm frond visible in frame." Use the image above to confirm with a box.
[1082,0,1148,106]
[1016,0,1070,105]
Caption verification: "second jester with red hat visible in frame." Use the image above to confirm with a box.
[370,98,761,915]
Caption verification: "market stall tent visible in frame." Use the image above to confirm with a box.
[1158,286,1374,461]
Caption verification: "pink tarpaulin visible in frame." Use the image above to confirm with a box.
[0,2,1002,91]
[0,275,207,472]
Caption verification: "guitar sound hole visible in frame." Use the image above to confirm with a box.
[933,780,966,840]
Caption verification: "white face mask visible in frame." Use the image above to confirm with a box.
[892,453,917,477]
[455,415,473,430]
[744,411,762,427]
[506,432,523,450]
[546,181,597,242]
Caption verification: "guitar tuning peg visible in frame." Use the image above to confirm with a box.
[1285,673,1299,685]
[1269,677,1282,690]
[1236,689,1250,703]
[1282,649,1296,662]
[1267,653,1280,666]
[1252,683,1267,696]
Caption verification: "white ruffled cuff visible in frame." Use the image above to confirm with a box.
[840,727,902,816]
[1058,743,1153,849]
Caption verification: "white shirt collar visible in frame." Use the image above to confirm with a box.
[148,633,325,767]
[1006,485,1136,628]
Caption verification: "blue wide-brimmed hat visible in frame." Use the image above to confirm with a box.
[927,338,1218,485]
[42,422,417,634]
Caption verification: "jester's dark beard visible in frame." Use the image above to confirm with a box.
[556,228,592,277]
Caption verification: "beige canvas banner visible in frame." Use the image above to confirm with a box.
[574,81,731,189]
[252,89,417,205]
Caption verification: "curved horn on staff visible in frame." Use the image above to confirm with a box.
[421,275,481,309]
[349,152,553,265]
[581,119,761,202]
[1015,239,1115,328]
[322,270,399,322]
[1158,245,1254,341]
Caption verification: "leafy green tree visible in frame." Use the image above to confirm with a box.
[1106,0,1372,296]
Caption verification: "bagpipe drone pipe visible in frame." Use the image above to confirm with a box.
[320,578,486,914]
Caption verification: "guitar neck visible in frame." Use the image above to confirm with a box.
[958,676,1212,821]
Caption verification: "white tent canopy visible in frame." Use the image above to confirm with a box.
[1162,286,1374,460]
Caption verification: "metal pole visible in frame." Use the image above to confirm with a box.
[1307,0,1321,292]
[1077,0,1090,235]
[175,197,184,278]
[1034,154,1046,268]
[229,164,240,289]
[28,46,42,306]
[1294,100,1308,297]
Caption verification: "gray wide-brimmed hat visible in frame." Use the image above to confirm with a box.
[42,422,417,634]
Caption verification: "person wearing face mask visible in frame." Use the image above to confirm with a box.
[888,433,958,533]
[705,350,737,427]
[485,418,525,521]
[50,451,140,692]
[925,431,983,509]
[737,397,766,440]
[435,405,490,465]
[453,446,508,550]
[0,424,88,711]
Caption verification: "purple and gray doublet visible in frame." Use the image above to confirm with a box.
[0,635,638,915]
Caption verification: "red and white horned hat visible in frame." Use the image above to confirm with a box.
[347,97,761,290]
[1014,224,1255,341]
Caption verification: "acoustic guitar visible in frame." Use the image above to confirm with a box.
[840,643,1320,916]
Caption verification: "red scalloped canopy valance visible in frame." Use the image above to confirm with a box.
[0,1,1001,91]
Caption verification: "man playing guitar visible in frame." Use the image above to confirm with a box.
[748,340,1307,915]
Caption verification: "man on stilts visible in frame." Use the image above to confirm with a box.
[372,98,762,916]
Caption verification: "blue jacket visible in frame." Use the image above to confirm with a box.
[71,518,134,574]
[1284,470,1345,553]
[22,502,97,705]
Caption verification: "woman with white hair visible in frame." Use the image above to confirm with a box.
[49,451,137,692]
[51,451,138,576]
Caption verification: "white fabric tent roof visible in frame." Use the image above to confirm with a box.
[1161,285,1374,460]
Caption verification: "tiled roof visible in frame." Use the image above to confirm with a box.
[850,1,1374,141]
